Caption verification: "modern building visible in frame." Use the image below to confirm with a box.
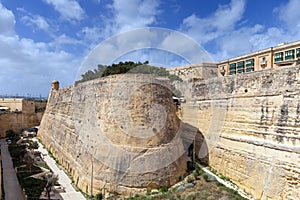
[217,40,300,76]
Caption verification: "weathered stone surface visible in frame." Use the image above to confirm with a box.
[0,112,43,137]
[179,66,300,199]
[38,74,187,196]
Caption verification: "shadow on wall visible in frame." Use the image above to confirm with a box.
[179,122,209,166]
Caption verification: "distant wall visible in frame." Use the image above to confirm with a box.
[179,65,300,199]
[0,112,43,137]
[168,63,218,81]
[0,98,35,113]
[0,98,23,112]
[21,100,35,114]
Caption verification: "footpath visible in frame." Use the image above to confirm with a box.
[34,138,86,200]
[0,139,26,200]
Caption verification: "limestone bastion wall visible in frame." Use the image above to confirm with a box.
[178,65,300,199]
[38,74,187,197]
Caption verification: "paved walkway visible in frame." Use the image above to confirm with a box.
[0,139,26,200]
[34,139,86,200]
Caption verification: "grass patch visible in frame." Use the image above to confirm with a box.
[18,172,47,200]
[36,162,50,170]
[8,140,50,200]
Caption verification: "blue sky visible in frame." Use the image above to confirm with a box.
[0,0,300,97]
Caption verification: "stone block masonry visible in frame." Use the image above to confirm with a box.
[0,112,43,137]
[179,65,300,199]
[38,74,187,197]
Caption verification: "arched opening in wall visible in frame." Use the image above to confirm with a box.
[194,130,209,166]
[180,123,209,170]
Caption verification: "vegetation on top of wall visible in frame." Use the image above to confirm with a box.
[75,61,182,84]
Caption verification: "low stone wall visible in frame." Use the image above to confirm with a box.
[179,65,300,199]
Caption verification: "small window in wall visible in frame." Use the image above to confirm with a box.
[237,69,244,74]
[246,59,254,72]
[296,48,300,58]
[260,57,267,69]
[219,65,226,76]
[236,61,245,74]
[246,59,254,67]
[285,49,295,60]
[237,61,244,69]
[274,52,283,62]
[229,63,236,75]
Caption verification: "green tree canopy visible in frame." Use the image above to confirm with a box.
[76,61,182,84]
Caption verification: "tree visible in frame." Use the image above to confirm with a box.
[6,129,21,142]
[44,173,59,200]
[76,61,182,84]
[25,140,39,150]
[24,152,35,172]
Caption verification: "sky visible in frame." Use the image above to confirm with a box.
[0,0,300,97]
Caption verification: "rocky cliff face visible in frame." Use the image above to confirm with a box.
[178,65,300,199]
[38,74,187,196]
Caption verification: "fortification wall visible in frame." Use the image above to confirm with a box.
[0,112,43,137]
[38,74,187,197]
[0,98,23,112]
[179,65,300,199]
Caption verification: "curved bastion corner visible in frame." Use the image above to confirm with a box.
[38,74,187,196]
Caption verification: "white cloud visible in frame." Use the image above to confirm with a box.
[43,0,85,21]
[178,0,300,61]
[180,0,246,44]
[49,34,83,48]
[21,15,50,32]
[78,26,102,43]
[276,0,300,29]
[0,3,82,96]
[76,0,162,64]
[0,3,15,36]
[106,0,161,34]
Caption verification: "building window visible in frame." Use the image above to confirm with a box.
[246,68,254,72]
[237,69,244,74]
[274,52,283,62]
[285,49,295,60]
[219,65,226,76]
[296,48,300,58]
[236,61,245,74]
[237,61,244,69]
[245,59,254,72]
[246,59,254,67]
[229,63,236,75]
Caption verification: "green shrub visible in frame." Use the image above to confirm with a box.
[159,186,169,193]
[195,167,205,176]
[203,174,209,182]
